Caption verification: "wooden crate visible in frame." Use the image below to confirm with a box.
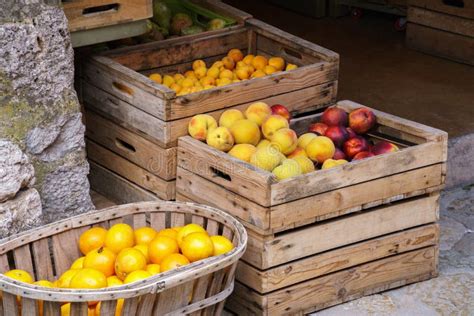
[407,0,474,65]
[0,201,247,315]
[82,18,339,149]
[63,0,153,32]
[176,100,447,237]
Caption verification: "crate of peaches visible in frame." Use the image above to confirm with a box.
[177,100,447,234]
[0,201,247,315]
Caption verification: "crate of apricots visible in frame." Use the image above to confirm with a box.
[0,201,247,315]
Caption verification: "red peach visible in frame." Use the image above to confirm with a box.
[271,104,291,122]
[371,141,399,155]
[308,122,328,136]
[333,147,347,160]
[324,125,349,148]
[346,127,357,139]
[343,136,370,159]
[352,151,375,160]
[349,107,376,134]
[321,107,348,126]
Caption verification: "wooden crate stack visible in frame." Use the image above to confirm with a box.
[176,100,447,314]
[81,18,339,203]
[407,0,474,65]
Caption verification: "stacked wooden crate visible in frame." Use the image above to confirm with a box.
[407,0,474,65]
[176,100,447,314]
[81,18,339,202]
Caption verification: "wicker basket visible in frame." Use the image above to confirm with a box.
[0,201,247,315]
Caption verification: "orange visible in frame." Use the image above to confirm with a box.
[69,268,107,289]
[210,236,234,256]
[79,227,107,255]
[123,270,152,284]
[148,236,179,264]
[133,244,149,262]
[57,269,80,288]
[146,264,161,275]
[96,299,123,316]
[157,228,178,240]
[105,223,134,254]
[250,70,266,79]
[114,248,147,280]
[4,269,33,284]
[251,55,268,70]
[180,232,214,262]
[268,57,285,71]
[106,276,123,287]
[192,60,206,71]
[242,54,255,65]
[148,73,162,84]
[160,254,190,272]
[83,247,116,277]
[222,56,235,70]
[70,256,85,269]
[228,48,244,62]
[134,227,157,245]
[176,223,207,247]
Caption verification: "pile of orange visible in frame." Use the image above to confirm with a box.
[148,48,298,96]
[2,223,234,316]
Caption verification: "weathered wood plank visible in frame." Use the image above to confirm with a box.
[408,6,474,37]
[409,0,474,19]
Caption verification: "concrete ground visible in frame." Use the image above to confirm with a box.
[225,0,474,138]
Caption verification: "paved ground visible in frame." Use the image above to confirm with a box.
[317,184,474,315]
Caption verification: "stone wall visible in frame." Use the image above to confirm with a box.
[0,0,93,232]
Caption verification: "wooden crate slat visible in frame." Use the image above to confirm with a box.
[133,213,148,229]
[170,212,186,228]
[85,110,177,180]
[98,300,118,316]
[228,247,437,315]
[89,161,160,204]
[21,297,39,316]
[43,301,61,316]
[150,212,166,231]
[237,224,439,293]
[408,6,474,37]
[13,244,34,278]
[122,297,139,315]
[52,229,82,276]
[409,0,474,19]
[87,139,175,200]
[70,302,88,316]
[153,281,194,314]
[244,194,439,269]
[136,294,156,316]
[2,292,19,316]
[0,255,10,273]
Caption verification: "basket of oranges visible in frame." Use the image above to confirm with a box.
[0,200,247,315]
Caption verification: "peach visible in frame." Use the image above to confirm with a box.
[222,56,235,70]
[206,127,234,152]
[256,139,271,149]
[228,49,244,62]
[308,122,328,136]
[285,63,298,71]
[250,144,284,171]
[270,128,298,155]
[245,102,272,126]
[219,109,244,128]
[262,115,289,139]
[229,119,261,146]
[228,144,257,162]
[291,156,315,174]
[321,159,348,170]
[349,107,376,134]
[346,127,357,139]
[321,107,348,126]
[268,57,285,71]
[306,136,336,164]
[297,133,318,149]
[287,147,307,158]
[333,147,347,160]
[352,151,375,160]
[188,114,217,141]
[324,125,349,148]
[272,159,302,181]
[271,104,291,122]
[343,136,370,159]
[371,141,399,156]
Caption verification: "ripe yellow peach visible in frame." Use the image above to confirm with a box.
[185,70,196,78]
[149,73,162,84]
[206,127,234,152]
[242,54,254,65]
[200,76,216,86]
[297,133,318,149]
[268,57,285,71]
[270,128,298,155]
[216,78,232,86]
[219,69,234,80]
[321,159,348,170]
[181,78,194,89]
[228,144,257,162]
[250,70,266,79]
[252,55,268,70]
[207,67,220,79]
[261,114,289,139]
[272,159,302,180]
[173,73,185,82]
[264,65,277,75]
[256,139,271,149]
[286,63,298,71]
[235,67,251,80]
[194,67,207,79]
[162,75,175,87]
[219,109,245,128]
[250,144,284,171]
[287,147,307,158]
[291,156,315,174]
[306,136,336,164]
[188,114,218,141]
[229,119,261,146]
[228,49,244,62]
[169,83,182,93]
[212,61,224,69]
[192,60,206,71]
[222,56,235,70]
[245,102,272,127]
